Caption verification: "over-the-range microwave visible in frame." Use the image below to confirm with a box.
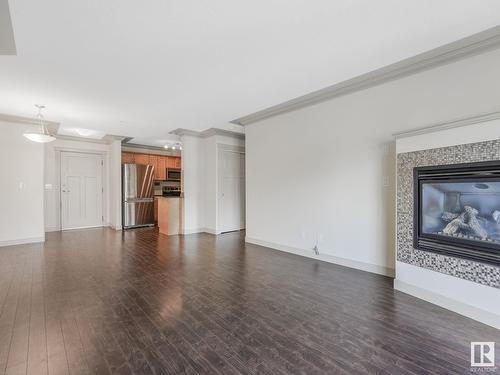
[166,168,181,181]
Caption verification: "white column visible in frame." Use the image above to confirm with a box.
[109,139,122,230]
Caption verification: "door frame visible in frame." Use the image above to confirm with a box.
[217,144,245,234]
[55,148,108,231]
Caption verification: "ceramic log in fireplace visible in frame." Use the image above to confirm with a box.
[414,161,500,266]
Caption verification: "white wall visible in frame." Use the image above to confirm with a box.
[108,139,122,230]
[182,133,245,234]
[204,136,217,232]
[181,135,206,233]
[395,119,500,329]
[0,121,45,245]
[245,47,500,276]
[44,138,111,231]
[205,135,245,234]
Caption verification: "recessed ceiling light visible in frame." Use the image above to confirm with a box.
[164,145,170,149]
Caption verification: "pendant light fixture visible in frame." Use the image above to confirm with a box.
[23,105,56,143]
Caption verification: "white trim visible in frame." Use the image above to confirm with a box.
[54,134,111,144]
[203,227,221,235]
[54,147,108,156]
[59,150,107,231]
[394,279,500,330]
[121,144,182,156]
[181,227,219,235]
[392,110,500,139]
[61,224,105,231]
[182,228,205,235]
[0,113,59,127]
[0,236,45,247]
[232,25,500,126]
[170,127,245,139]
[44,226,60,233]
[245,237,394,277]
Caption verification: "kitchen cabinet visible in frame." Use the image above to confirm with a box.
[154,197,158,223]
[157,156,167,180]
[134,154,150,165]
[149,155,158,178]
[174,157,181,168]
[157,197,181,235]
[166,157,175,168]
[122,152,135,164]
[121,152,180,181]
[166,156,181,169]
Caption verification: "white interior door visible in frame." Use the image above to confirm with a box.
[219,149,245,233]
[61,152,103,230]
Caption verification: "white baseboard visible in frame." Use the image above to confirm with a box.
[394,279,500,330]
[203,227,221,235]
[44,226,60,233]
[182,228,204,235]
[182,228,220,235]
[245,237,394,277]
[0,236,45,247]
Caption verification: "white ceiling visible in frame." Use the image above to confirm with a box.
[2,0,500,145]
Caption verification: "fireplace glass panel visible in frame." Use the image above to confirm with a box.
[421,181,500,244]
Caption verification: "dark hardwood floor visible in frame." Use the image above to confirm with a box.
[0,228,499,374]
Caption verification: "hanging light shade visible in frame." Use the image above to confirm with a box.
[23,105,56,143]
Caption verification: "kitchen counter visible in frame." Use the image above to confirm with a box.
[157,196,182,235]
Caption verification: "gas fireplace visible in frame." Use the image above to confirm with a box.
[414,161,500,265]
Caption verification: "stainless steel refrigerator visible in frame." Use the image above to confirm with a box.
[122,164,155,229]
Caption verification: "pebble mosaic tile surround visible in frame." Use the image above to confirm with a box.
[397,139,500,289]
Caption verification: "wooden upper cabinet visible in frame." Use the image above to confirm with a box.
[157,156,167,180]
[174,157,181,169]
[148,155,157,177]
[167,156,181,169]
[134,154,150,165]
[122,152,135,164]
[166,157,174,169]
[121,152,180,180]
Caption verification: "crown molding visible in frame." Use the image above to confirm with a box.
[170,127,245,139]
[0,113,60,133]
[393,110,500,139]
[169,128,202,137]
[102,134,128,143]
[51,134,128,145]
[121,143,181,156]
[231,25,500,126]
[54,134,110,144]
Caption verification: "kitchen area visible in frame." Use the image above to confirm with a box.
[121,149,183,235]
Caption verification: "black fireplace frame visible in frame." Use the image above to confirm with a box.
[413,160,500,266]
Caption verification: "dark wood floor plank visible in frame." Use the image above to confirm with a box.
[0,228,499,375]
